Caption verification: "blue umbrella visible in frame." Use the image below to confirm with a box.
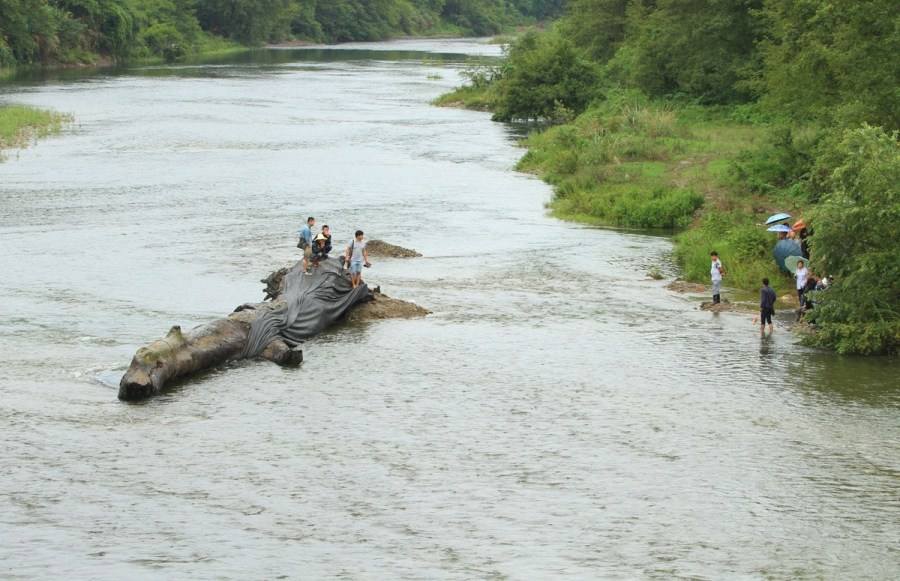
[767,224,791,233]
[774,239,803,272]
[765,212,792,225]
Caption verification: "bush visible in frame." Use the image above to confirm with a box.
[0,38,13,68]
[803,125,900,354]
[730,124,821,201]
[491,30,598,122]
[139,22,188,62]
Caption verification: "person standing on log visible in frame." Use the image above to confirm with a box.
[345,230,371,289]
[298,216,315,275]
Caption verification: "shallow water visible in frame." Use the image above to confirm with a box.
[1,39,898,579]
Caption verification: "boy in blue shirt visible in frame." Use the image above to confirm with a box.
[298,216,315,274]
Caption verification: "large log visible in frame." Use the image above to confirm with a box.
[118,258,428,401]
[118,302,279,401]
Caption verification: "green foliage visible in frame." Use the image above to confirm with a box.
[565,0,762,103]
[195,0,296,44]
[803,126,900,355]
[491,30,598,122]
[139,22,188,62]
[560,0,627,62]
[756,0,900,129]
[730,124,821,202]
[514,92,758,229]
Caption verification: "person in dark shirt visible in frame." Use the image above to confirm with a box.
[314,225,333,259]
[311,232,331,267]
[759,277,777,336]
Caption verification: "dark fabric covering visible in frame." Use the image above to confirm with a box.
[242,259,370,357]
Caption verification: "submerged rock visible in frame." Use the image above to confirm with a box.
[366,239,422,258]
[667,279,709,294]
[348,287,431,322]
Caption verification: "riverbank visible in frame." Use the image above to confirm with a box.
[437,86,795,294]
[0,105,70,158]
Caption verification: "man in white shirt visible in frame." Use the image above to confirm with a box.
[710,251,725,304]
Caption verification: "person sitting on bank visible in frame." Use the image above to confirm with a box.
[344,229,371,289]
[298,216,315,275]
[758,277,776,336]
[311,232,330,268]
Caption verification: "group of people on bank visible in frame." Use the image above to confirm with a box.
[297,216,371,288]
[708,216,831,336]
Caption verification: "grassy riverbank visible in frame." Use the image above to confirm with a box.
[0,105,70,157]
[439,85,790,293]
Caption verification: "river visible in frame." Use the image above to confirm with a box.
[1,39,898,580]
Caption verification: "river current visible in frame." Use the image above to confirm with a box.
[1,39,898,579]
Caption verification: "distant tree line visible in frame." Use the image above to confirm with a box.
[0,0,565,66]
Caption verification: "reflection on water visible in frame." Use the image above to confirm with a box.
[1,38,898,579]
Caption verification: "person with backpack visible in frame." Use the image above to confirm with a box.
[344,229,371,289]
[297,216,315,274]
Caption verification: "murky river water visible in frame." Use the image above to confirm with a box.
[1,39,898,579]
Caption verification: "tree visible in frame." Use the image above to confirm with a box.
[492,31,598,121]
[757,0,900,129]
[605,0,762,103]
[805,125,900,354]
[561,0,628,62]
[195,0,295,44]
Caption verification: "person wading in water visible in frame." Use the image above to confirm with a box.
[758,277,777,336]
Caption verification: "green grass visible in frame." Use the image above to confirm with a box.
[436,86,799,292]
[508,93,798,291]
[0,105,71,157]
[432,84,496,111]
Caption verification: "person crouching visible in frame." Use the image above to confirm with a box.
[311,232,330,268]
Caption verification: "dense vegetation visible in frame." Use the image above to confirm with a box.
[438,0,899,354]
[0,0,563,66]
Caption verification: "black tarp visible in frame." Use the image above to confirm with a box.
[242,259,370,357]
